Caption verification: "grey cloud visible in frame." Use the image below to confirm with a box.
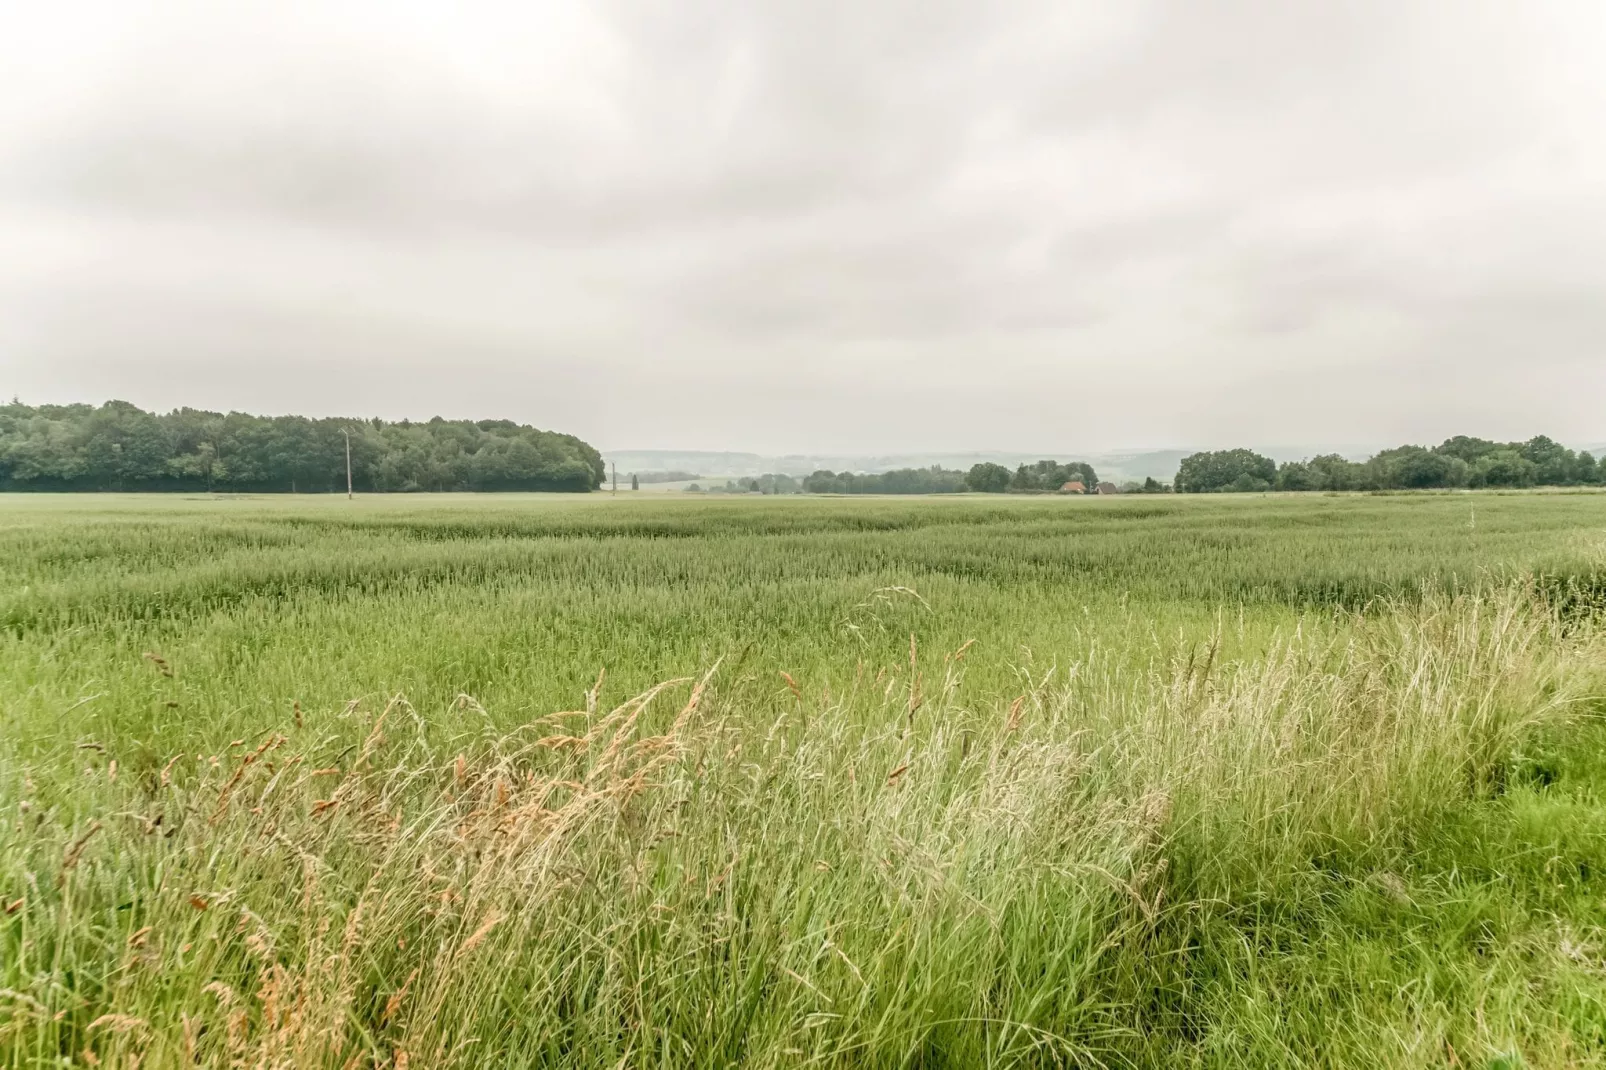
[1,0,1603,452]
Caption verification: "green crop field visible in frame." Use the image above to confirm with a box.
[4,492,1606,1068]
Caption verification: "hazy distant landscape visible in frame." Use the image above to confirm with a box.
[603,448,1201,483]
[611,446,1606,482]
[4,401,1597,496]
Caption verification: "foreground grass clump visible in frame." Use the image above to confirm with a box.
[6,585,1603,1068]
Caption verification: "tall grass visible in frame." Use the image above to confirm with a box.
[4,493,1606,1066]
[5,583,1600,1068]
[3,492,1603,762]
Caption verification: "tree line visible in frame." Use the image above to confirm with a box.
[682,474,803,494]
[1177,437,1601,493]
[962,459,1101,493]
[684,470,965,495]
[734,439,1601,497]
[633,470,701,484]
[0,400,605,493]
[802,467,970,494]
[8,401,1592,497]
[797,460,1130,495]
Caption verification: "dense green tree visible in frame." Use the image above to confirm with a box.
[1275,461,1317,491]
[1260,437,1601,494]
[1367,446,1468,489]
[1063,461,1099,488]
[1306,454,1365,491]
[1176,449,1275,493]
[697,473,788,495]
[964,462,1012,493]
[1474,449,1538,488]
[752,473,800,494]
[1520,435,1584,485]
[1007,459,1098,492]
[0,400,604,492]
[1435,436,1501,464]
[802,467,967,494]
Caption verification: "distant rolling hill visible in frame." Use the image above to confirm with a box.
[603,448,1201,483]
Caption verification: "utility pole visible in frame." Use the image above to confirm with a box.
[343,429,353,500]
[611,461,618,496]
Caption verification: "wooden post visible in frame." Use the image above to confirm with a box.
[611,461,618,496]
[343,430,353,500]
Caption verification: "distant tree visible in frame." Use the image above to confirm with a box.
[1176,449,1275,493]
[964,462,1012,493]
[634,470,701,484]
[1367,446,1468,489]
[1474,449,1538,488]
[1063,461,1099,488]
[1228,473,1269,493]
[1435,436,1501,464]
[802,466,965,495]
[1307,454,1365,491]
[1141,476,1168,493]
[6,405,1600,498]
[1275,461,1318,491]
[871,466,967,494]
[0,400,604,493]
[750,473,800,494]
[803,470,841,494]
[1521,435,1581,485]
[1006,459,1097,492]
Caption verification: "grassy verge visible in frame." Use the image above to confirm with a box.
[5,585,1603,1068]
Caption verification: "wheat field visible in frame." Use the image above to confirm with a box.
[3,492,1606,1068]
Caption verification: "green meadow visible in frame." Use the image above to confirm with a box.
[3,491,1606,1068]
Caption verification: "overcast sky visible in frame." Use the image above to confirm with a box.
[2,1,1603,453]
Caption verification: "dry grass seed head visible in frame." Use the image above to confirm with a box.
[1005,696,1026,733]
[60,821,103,875]
[458,910,504,956]
[88,1014,147,1036]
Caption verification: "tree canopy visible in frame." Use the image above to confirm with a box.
[0,400,605,493]
[802,467,968,494]
[1005,460,1099,492]
[690,474,804,494]
[1175,449,1277,493]
[963,462,1013,493]
[1181,437,1600,493]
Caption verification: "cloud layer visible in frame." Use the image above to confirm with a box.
[4,0,1603,452]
